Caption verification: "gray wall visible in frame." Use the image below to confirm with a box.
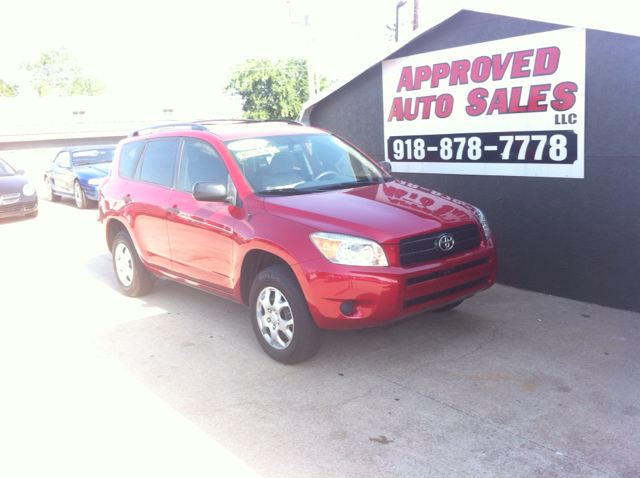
[0,136,126,151]
[310,11,640,313]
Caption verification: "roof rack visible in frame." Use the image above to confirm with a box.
[194,119,304,126]
[128,123,209,138]
[194,119,259,125]
[128,119,305,138]
[261,119,305,126]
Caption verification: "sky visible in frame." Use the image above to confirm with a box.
[1,0,638,103]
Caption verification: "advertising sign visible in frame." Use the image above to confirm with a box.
[382,28,585,178]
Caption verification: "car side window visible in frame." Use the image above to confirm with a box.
[119,142,143,179]
[137,139,180,188]
[177,139,229,193]
[55,152,71,168]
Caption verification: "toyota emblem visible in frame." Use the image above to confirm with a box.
[437,234,455,252]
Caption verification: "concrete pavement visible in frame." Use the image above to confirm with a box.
[0,177,638,477]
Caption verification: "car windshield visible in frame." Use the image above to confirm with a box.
[225,133,392,195]
[72,149,115,166]
[0,158,17,176]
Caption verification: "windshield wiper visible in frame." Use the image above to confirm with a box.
[313,181,379,192]
[258,188,313,196]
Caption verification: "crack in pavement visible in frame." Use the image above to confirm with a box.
[376,375,612,477]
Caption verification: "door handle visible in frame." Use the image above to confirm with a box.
[122,195,132,203]
[167,206,180,214]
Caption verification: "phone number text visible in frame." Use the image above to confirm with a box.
[387,130,578,164]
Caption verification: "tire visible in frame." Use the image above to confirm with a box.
[74,181,89,209]
[111,231,155,297]
[433,300,463,312]
[249,265,325,364]
[44,177,61,202]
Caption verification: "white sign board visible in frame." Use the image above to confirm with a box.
[382,28,585,178]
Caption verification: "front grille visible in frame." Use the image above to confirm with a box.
[0,193,20,205]
[403,276,488,308]
[400,224,482,266]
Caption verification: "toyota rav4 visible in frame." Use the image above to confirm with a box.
[99,120,497,364]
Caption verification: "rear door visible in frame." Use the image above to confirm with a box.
[124,138,180,271]
[166,138,236,291]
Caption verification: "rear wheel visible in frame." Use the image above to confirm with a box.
[250,265,325,364]
[44,177,60,202]
[112,231,155,297]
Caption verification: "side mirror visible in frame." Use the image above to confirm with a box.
[18,169,26,175]
[380,161,392,173]
[192,181,228,202]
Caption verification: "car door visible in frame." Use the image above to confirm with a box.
[166,138,236,291]
[124,138,180,271]
[50,150,75,194]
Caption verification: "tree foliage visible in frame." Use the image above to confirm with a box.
[225,58,329,120]
[0,79,18,97]
[20,47,107,97]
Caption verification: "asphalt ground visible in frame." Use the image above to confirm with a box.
[0,154,638,478]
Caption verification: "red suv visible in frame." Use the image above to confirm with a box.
[99,120,497,364]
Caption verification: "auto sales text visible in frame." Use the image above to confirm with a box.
[387,46,578,121]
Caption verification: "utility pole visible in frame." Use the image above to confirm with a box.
[413,0,419,31]
[395,1,407,42]
[288,0,317,98]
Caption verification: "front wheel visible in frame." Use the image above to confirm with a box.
[112,231,155,297]
[250,265,325,364]
[74,181,89,209]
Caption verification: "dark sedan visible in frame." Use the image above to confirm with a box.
[0,157,38,220]
[44,145,116,209]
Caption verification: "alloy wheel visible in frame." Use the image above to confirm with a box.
[114,242,134,287]
[256,286,294,350]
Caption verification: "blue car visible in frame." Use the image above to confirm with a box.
[44,145,116,209]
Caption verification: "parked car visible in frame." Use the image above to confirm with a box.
[99,121,497,364]
[0,157,38,220]
[45,145,116,208]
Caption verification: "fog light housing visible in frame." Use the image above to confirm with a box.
[340,301,356,315]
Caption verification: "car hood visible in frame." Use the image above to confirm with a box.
[76,163,111,177]
[0,174,29,195]
[262,180,478,244]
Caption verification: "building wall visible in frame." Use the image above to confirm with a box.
[309,11,640,312]
[0,136,126,151]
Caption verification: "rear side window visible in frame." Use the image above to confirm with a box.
[137,139,180,187]
[119,142,143,179]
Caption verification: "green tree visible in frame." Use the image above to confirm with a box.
[20,47,106,97]
[225,58,330,120]
[0,79,18,97]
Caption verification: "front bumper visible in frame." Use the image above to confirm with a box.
[295,240,497,330]
[0,198,38,219]
[83,184,101,201]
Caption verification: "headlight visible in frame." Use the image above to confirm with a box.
[311,232,389,267]
[471,206,491,240]
[88,177,105,186]
[22,183,36,196]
